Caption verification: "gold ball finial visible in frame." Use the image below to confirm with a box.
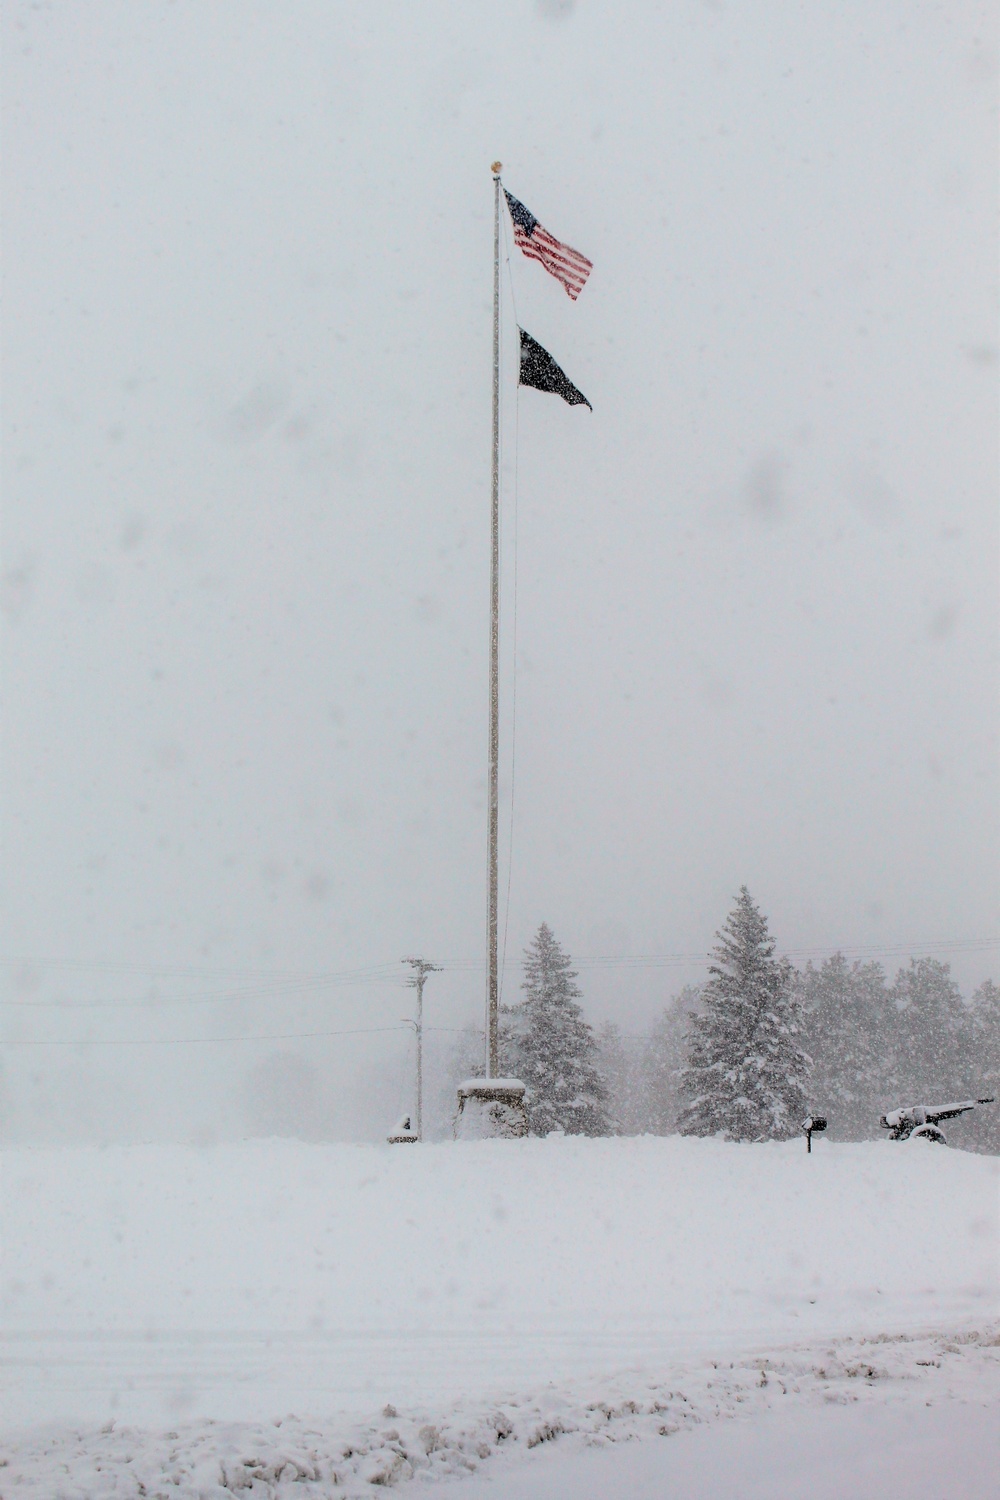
[491,160,502,175]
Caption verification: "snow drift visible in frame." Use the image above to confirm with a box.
[2,1134,995,1433]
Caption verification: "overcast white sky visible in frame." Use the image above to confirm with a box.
[2,1,997,1138]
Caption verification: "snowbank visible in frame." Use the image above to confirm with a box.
[1,1134,996,1486]
[433,1345,1000,1500]
[4,1327,998,1497]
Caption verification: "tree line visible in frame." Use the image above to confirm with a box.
[446,889,1000,1153]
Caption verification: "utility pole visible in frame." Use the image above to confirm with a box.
[402,958,440,1141]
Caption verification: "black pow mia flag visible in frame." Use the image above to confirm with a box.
[518,328,592,411]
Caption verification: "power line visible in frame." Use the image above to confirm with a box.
[2,935,994,987]
[1,974,410,1010]
[432,936,999,968]
[3,939,995,1014]
[0,956,405,983]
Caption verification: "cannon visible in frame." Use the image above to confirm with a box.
[879,1097,995,1144]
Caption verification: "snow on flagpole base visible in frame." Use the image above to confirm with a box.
[454,1079,528,1140]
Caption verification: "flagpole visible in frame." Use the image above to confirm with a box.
[455,172,588,1138]
[487,161,502,1079]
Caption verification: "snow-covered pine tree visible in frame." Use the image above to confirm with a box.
[594,1022,627,1134]
[965,980,1000,1154]
[885,957,969,1104]
[641,986,701,1134]
[797,954,894,1139]
[678,888,811,1141]
[596,1020,664,1135]
[514,923,612,1136]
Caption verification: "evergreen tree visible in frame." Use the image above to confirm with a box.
[678,888,811,1141]
[965,980,1000,1154]
[596,1020,669,1136]
[594,1022,627,1134]
[797,955,894,1139]
[642,986,701,1134]
[513,923,612,1136]
[875,961,997,1154]
[885,958,968,1103]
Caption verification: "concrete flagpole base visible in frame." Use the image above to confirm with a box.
[454,1079,528,1140]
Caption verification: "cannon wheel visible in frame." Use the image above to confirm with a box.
[909,1123,947,1144]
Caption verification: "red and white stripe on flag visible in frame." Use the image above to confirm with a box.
[511,221,592,300]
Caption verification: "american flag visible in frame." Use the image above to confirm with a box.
[504,189,592,300]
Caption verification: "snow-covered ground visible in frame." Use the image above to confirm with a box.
[1,1135,997,1494]
[5,1325,999,1496]
[433,1369,1000,1500]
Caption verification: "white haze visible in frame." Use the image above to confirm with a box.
[2,1,997,1143]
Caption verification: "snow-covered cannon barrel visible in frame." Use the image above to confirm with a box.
[879,1097,995,1144]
